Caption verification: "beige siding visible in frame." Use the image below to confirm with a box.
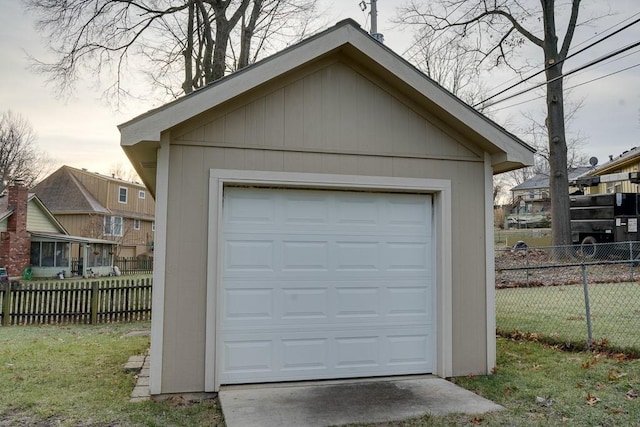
[69,169,156,216]
[56,214,98,237]
[173,61,482,162]
[159,59,490,394]
[160,148,487,394]
[27,201,62,233]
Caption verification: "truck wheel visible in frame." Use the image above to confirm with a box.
[580,236,597,258]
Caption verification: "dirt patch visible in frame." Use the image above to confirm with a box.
[496,249,640,288]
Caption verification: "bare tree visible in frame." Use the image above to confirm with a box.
[0,111,52,192]
[26,0,320,102]
[404,24,488,108]
[501,97,589,193]
[108,162,141,183]
[397,0,593,247]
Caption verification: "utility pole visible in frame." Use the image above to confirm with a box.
[370,0,378,35]
[359,0,384,43]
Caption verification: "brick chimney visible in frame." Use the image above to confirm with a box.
[0,179,31,276]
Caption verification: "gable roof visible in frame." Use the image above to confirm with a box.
[31,166,110,215]
[120,19,535,194]
[511,166,594,191]
[0,193,68,234]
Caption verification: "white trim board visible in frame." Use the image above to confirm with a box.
[205,169,453,392]
[148,138,170,395]
[484,153,497,373]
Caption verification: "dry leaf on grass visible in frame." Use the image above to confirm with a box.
[625,389,638,400]
[586,393,601,406]
[607,369,627,381]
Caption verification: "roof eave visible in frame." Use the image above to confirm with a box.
[120,19,535,191]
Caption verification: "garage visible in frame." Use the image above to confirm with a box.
[120,19,535,397]
[218,187,434,384]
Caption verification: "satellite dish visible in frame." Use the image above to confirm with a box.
[589,156,598,166]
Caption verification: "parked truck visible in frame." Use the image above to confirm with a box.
[570,192,639,248]
[570,171,640,258]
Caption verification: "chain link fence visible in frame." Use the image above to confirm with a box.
[496,241,640,355]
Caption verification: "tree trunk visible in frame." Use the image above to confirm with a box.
[212,22,230,81]
[238,0,263,69]
[542,0,572,251]
[182,0,195,94]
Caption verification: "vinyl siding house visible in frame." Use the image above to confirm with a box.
[507,166,591,228]
[0,180,116,278]
[32,166,155,258]
[120,20,534,397]
[574,148,640,194]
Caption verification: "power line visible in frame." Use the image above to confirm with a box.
[474,14,640,108]
[481,40,640,108]
[483,10,640,95]
[488,59,640,113]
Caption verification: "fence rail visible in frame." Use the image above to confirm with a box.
[496,241,640,355]
[0,276,152,326]
[114,257,154,275]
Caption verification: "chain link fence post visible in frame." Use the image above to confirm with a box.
[581,264,593,348]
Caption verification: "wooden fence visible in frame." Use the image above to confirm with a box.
[0,276,152,326]
[114,257,154,275]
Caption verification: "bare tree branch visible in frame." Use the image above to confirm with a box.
[25,0,321,102]
[0,111,53,192]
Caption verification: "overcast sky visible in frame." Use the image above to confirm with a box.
[1,1,639,179]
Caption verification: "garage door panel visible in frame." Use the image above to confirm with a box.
[284,195,329,224]
[386,334,432,366]
[220,187,434,384]
[219,327,433,383]
[222,282,431,328]
[224,193,277,224]
[225,240,275,271]
[387,287,431,317]
[281,287,329,319]
[224,288,274,320]
[282,241,329,271]
[281,338,329,371]
[334,241,380,271]
[334,287,380,317]
[222,339,273,374]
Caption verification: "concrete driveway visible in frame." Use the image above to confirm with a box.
[219,376,503,427]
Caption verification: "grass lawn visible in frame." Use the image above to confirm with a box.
[362,338,639,426]
[0,322,223,426]
[496,282,640,354]
[1,324,638,426]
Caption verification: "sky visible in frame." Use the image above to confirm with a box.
[1,0,640,178]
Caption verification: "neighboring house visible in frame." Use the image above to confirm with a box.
[506,167,591,228]
[32,166,155,258]
[0,180,116,278]
[573,148,640,194]
[120,20,534,397]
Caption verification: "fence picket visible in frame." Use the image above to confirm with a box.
[0,276,152,326]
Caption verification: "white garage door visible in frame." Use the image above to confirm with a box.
[219,187,435,384]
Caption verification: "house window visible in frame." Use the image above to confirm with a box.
[89,244,110,267]
[104,216,123,236]
[30,242,69,267]
[139,190,145,199]
[134,219,141,230]
[119,187,128,203]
